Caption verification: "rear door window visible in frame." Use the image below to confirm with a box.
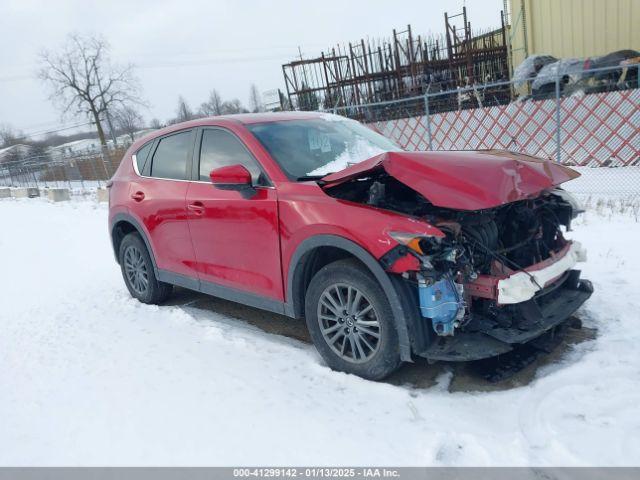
[150,131,192,180]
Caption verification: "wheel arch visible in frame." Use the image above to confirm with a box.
[286,234,413,361]
[110,213,158,274]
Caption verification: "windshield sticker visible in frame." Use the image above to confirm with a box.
[308,131,332,153]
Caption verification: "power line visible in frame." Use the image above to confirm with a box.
[1,47,311,83]
[21,121,95,140]
[136,52,298,69]
[17,118,88,132]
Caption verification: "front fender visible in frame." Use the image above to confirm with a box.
[286,234,415,362]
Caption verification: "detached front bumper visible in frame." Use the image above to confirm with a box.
[419,269,594,362]
[496,242,587,304]
[465,240,587,304]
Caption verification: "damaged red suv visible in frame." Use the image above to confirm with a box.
[108,112,592,380]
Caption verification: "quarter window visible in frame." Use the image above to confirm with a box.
[199,129,266,185]
[150,131,192,180]
[134,142,153,173]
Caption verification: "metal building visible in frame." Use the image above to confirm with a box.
[509,0,640,69]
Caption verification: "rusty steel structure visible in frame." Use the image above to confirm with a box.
[282,8,510,119]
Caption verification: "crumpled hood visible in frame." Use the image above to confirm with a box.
[321,150,580,210]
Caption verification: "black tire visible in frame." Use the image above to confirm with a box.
[304,259,402,380]
[118,232,172,304]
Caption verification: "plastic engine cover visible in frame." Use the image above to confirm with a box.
[418,275,463,336]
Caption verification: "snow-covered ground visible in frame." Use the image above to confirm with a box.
[1,198,639,466]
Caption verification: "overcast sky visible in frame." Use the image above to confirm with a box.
[0,0,503,139]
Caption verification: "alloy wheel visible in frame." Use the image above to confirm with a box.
[317,283,381,363]
[123,245,149,295]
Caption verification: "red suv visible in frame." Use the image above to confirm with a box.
[108,112,592,379]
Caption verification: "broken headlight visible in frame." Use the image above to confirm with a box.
[387,231,441,256]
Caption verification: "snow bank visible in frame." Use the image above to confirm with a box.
[0,199,639,466]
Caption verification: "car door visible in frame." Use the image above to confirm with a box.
[130,129,198,285]
[185,127,283,305]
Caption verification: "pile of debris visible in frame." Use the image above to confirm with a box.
[513,50,640,101]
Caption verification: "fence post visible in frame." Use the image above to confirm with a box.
[79,160,85,191]
[54,163,61,189]
[43,164,51,189]
[41,158,48,189]
[424,93,433,151]
[29,164,38,189]
[97,150,108,188]
[64,162,72,190]
[555,71,561,163]
[89,157,98,188]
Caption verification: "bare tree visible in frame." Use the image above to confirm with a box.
[199,89,223,116]
[220,99,249,115]
[249,84,263,113]
[37,34,142,150]
[114,105,144,143]
[28,142,51,166]
[149,118,163,129]
[174,96,194,123]
[0,124,25,147]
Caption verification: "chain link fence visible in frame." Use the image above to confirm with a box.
[0,145,128,193]
[1,65,638,199]
[330,64,640,198]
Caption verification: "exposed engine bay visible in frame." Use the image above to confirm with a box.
[326,173,579,273]
[324,171,592,358]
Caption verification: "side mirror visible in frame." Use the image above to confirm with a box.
[209,164,256,198]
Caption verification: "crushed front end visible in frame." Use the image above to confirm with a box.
[324,159,593,361]
[385,187,592,361]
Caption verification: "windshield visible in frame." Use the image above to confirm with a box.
[247,115,402,179]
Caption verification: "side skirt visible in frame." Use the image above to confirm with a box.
[157,269,287,316]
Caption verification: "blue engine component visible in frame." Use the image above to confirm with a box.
[418,274,464,336]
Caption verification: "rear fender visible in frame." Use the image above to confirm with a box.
[109,212,158,275]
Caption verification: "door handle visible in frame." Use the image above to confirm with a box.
[188,201,205,215]
[131,191,145,202]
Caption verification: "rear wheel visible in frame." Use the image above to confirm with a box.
[304,259,401,380]
[119,232,172,304]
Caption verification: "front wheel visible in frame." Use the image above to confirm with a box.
[304,259,402,380]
